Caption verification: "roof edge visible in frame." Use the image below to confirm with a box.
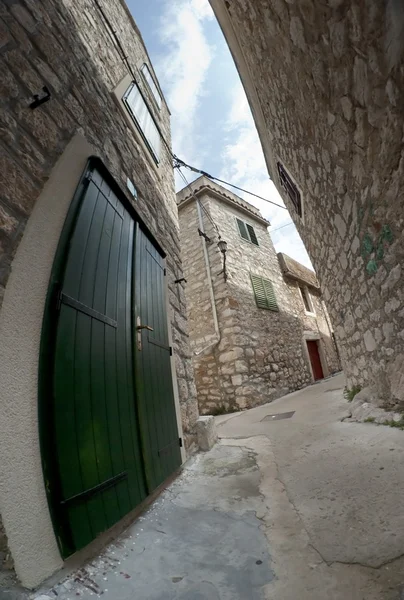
[177,181,270,227]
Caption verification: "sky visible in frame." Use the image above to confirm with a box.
[127,0,313,269]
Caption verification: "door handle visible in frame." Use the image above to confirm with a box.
[136,316,153,351]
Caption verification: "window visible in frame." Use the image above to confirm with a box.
[236,218,259,245]
[123,82,161,162]
[251,274,278,311]
[299,286,314,314]
[277,162,302,217]
[141,63,162,109]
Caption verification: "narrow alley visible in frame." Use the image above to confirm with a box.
[27,375,404,600]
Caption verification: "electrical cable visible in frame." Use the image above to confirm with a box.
[92,0,174,158]
[177,167,221,238]
[93,0,289,213]
[174,157,288,210]
[269,221,294,233]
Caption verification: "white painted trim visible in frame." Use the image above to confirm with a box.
[0,134,95,588]
[112,74,161,176]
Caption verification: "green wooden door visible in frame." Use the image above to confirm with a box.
[134,226,182,491]
[50,168,147,556]
[42,164,182,558]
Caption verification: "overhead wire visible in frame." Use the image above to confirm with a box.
[269,221,294,233]
[176,167,221,237]
[174,158,288,211]
[92,0,174,158]
[94,0,289,213]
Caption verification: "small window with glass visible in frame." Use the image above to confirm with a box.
[123,82,161,163]
[141,63,162,110]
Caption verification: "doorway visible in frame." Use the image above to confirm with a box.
[40,161,182,558]
[306,339,324,381]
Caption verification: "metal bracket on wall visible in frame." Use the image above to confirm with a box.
[29,86,51,110]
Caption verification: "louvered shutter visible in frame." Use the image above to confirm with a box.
[262,278,278,311]
[246,224,259,246]
[251,274,279,311]
[251,274,267,309]
[237,218,249,240]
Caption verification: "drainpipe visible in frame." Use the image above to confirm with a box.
[194,199,220,355]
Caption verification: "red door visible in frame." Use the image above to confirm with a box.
[307,340,324,381]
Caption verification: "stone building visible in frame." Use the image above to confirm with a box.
[209,1,404,408]
[0,0,198,588]
[177,176,339,414]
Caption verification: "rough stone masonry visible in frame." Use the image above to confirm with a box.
[209,0,404,410]
[178,177,339,414]
[0,0,198,449]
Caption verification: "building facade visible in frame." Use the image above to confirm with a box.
[209,0,404,408]
[0,0,198,588]
[177,177,339,415]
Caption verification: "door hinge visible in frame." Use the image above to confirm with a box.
[163,268,167,276]
[169,346,173,356]
[84,171,93,185]
[179,437,183,448]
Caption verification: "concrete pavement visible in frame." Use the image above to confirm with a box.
[28,373,404,599]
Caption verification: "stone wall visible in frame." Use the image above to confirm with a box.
[284,278,341,377]
[209,0,404,408]
[178,178,339,414]
[0,0,197,446]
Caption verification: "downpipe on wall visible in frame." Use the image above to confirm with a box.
[194,199,221,356]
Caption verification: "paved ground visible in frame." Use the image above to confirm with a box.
[18,374,404,598]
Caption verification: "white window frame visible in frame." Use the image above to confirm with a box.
[234,216,259,246]
[122,81,161,164]
[299,285,315,316]
[140,63,162,110]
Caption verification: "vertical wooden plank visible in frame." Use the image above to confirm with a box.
[54,305,93,550]
[74,313,106,538]
[73,192,109,536]
[91,202,121,528]
[124,218,147,502]
[104,211,132,518]
[62,181,99,299]
[116,215,146,507]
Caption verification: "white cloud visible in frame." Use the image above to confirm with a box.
[221,82,313,269]
[157,0,214,164]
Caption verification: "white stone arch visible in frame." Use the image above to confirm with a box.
[0,134,94,588]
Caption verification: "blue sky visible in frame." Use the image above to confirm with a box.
[127,0,312,268]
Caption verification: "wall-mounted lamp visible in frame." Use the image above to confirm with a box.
[217,238,228,282]
[217,239,228,254]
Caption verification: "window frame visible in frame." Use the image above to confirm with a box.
[235,217,259,246]
[277,162,303,219]
[299,285,315,316]
[250,273,279,312]
[122,81,161,164]
[140,63,162,110]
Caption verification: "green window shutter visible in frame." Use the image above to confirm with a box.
[251,274,279,311]
[236,218,249,241]
[246,224,259,246]
[262,278,278,311]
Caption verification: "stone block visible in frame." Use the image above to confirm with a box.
[196,416,218,451]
